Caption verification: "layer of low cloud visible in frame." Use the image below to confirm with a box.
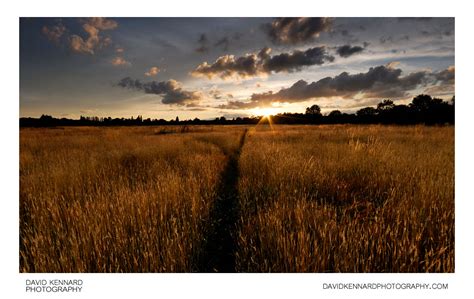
[117,77,203,105]
[192,46,334,79]
[263,17,333,44]
[219,65,454,109]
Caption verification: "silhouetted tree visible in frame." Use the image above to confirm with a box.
[391,104,413,124]
[356,107,377,123]
[305,104,322,116]
[305,104,322,124]
[377,100,395,111]
[376,100,396,123]
[356,107,377,116]
[410,94,433,112]
[326,110,342,124]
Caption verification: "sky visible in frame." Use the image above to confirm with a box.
[20,17,454,120]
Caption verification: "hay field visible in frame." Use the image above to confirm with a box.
[20,125,454,272]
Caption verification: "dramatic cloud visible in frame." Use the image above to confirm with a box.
[192,53,260,79]
[336,45,365,57]
[263,17,333,44]
[117,77,203,105]
[263,47,334,72]
[219,65,454,109]
[192,46,334,79]
[144,66,160,77]
[111,56,131,66]
[69,17,118,54]
[41,23,66,44]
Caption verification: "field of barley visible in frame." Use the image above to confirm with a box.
[19,124,454,273]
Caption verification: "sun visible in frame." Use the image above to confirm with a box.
[253,107,278,117]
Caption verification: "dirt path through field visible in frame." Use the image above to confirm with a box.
[196,128,248,272]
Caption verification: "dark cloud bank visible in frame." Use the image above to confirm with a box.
[220,65,454,109]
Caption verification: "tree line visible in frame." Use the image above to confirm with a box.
[20,94,454,127]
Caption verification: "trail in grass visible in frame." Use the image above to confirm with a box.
[196,129,248,272]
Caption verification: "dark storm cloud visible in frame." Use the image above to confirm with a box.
[336,45,365,58]
[219,65,454,109]
[117,77,203,105]
[191,46,334,79]
[263,17,333,44]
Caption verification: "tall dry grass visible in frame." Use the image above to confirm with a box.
[236,125,454,272]
[20,124,454,273]
[20,126,242,272]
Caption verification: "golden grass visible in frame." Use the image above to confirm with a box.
[236,125,454,272]
[20,124,454,273]
[20,126,243,272]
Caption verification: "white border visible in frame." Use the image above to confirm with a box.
[2,1,473,298]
